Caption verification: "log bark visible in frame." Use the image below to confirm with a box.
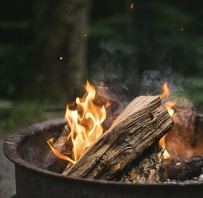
[121,144,162,183]
[66,95,173,180]
[42,86,124,172]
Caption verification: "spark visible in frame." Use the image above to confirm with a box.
[130,3,134,10]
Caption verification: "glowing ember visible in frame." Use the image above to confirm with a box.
[159,82,176,159]
[48,81,107,164]
[159,134,170,159]
[130,3,134,9]
[163,101,176,117]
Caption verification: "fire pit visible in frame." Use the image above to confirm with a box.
[3,117,203,198]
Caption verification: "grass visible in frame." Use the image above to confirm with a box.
[0,100,65,138]
[0,102,47,134]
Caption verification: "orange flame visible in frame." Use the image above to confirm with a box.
[159,82,170,99]
[47,138,76,164]
[163,101,176,117]
[49,81,106,164]
[159,82,176,159]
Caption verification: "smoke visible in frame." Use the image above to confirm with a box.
[140,69,184,99]
[139,69,203,159]
[88,41,139,102]
[88,43,203,160]
[166,99,197,159]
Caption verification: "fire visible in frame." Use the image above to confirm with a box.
[159,82,176,159]
[163,101,176,117]
[48,81,107,164]
[159,82,169,99]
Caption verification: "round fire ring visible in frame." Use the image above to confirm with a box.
[3,118,203,198]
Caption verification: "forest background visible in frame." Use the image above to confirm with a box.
[0,0,203,132]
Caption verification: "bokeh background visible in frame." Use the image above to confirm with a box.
[0,0,203,131]
[0,1,203,196]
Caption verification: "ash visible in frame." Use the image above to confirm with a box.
[163,173,203,184]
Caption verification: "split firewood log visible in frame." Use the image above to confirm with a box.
[42,86,123,172]
[121,143,163,183]
[65,95,173,180]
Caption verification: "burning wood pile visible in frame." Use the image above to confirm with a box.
[42,81,203,183]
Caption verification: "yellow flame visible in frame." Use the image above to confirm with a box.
[49,81,106,164]
[47,138,76,164]
[159,134,170,159]
[163,101,176,117]
[159,82,176,159]
[159,82,170,99]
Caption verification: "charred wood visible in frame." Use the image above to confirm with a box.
[121,144,162,183]
[94,86,126,130]
[160,156,203,181]
[42,86,124,173]
[65,96,173,180]
[41,125,71,173]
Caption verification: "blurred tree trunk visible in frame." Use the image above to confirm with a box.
[33,0,91,103]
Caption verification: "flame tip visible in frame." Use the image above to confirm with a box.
[159,82,176,159]
[51,80,107,164]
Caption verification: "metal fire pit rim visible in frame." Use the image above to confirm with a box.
[3,118,203,188]
[3,118,66,165]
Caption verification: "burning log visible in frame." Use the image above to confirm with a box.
[164,100,197,159]
[160,156,203,181]
[65,95,173,180]
[41,125,71,173]
[42,85,124,172]
[94,86,126,130]
[121,144,163,183]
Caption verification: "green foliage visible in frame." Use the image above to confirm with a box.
[183,77,203,106]
[132,1,203,83]
[88,13,134,54]
[0,0,33,100]
[0,0,202,105]
[0,102,45,132]
[0,43,34,99]
[151,3,193,29]
[89,14,131,38]
[0,21,30,29]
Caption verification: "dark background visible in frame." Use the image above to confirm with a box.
[0,0,203,130]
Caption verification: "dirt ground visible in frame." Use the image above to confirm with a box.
[0,137,16,198]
